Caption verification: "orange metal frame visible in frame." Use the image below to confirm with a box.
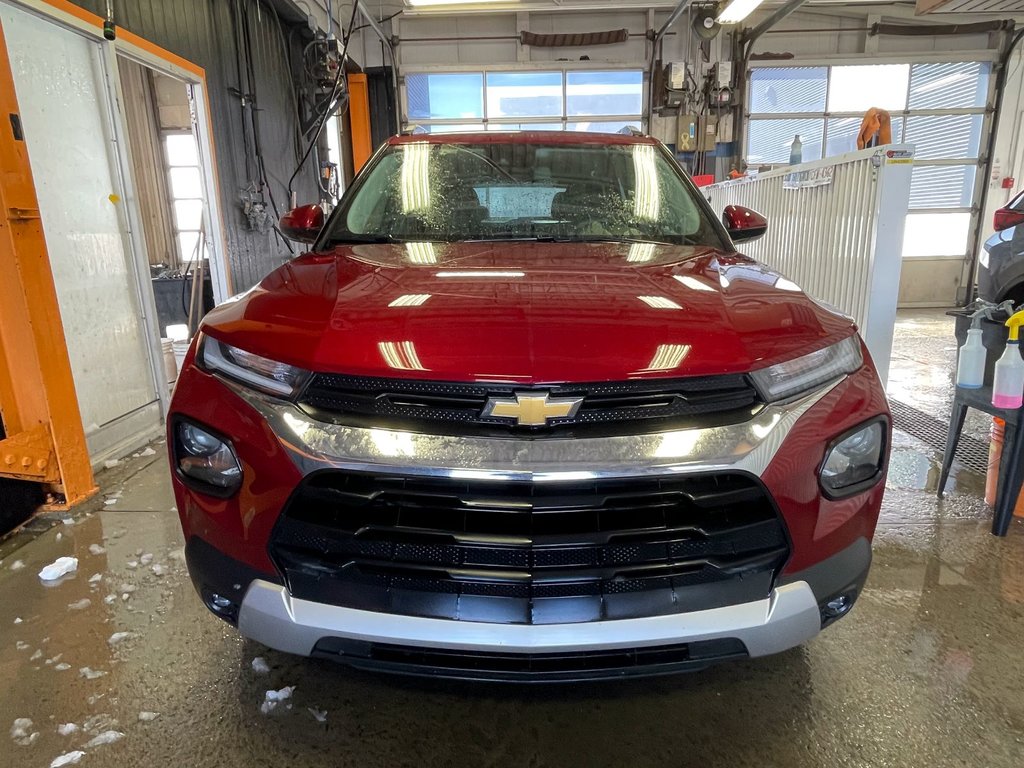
[348,73,373,173]
[0,19,95,506]
[0,1,230,509]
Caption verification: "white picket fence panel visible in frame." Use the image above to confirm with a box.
[704,145,914,384]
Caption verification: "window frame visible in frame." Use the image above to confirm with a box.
[744,55,996,261]
[402,63,645,134]
[161,129,208,264]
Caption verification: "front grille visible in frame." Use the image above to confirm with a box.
[297,373,762,436]
[312,637,749,681]
[269,471,790,625]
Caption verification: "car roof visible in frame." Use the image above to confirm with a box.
[387,130,659,147]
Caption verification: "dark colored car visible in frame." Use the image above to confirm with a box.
[167,132,890,681]
[979,190,1024,304]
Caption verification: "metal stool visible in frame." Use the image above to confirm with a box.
[937,384,1023,536]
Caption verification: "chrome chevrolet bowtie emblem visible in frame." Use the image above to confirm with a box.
[482,391,584,427]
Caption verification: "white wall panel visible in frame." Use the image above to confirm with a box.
[1,4,161,458]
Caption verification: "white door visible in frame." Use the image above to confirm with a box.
[1,4,162,460]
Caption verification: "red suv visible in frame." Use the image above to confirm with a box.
[168,132,889,681]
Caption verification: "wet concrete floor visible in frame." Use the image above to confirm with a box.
[2,310,1024,768]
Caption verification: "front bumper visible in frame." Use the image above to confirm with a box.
[170,357,889,679]
[186,536,869,680]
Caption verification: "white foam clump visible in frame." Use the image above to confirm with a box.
[57,723,78,736]
[51,752,86,768]
[251,657,270,674]
[260,686,296,715]
[11,717,39,746]
[84,730,123,748]
[39,557,78,581]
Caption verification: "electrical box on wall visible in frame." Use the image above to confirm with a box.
[669,62,688,91]
[716,62,732,89]
[650,114,678,146]
[678,114,698,152]
[717,112,734,144]
[699,116,717,152]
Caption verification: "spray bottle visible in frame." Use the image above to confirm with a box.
[957,306,991,389]
[992,309,1024,409]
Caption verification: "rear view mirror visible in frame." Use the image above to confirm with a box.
[280,204,325,244]
[723,205,768,243]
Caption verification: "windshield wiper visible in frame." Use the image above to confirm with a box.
[448,146,518,183]
[485,235,702,246]
[326,235,404,245]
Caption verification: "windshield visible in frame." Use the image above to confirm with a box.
[322,140,726,248]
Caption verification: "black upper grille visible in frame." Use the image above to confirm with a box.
[269,471,790,625]
[297,373,762,436]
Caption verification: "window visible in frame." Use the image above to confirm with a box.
[407,73,484,120]
[746,61,991,259]
[404,69,643,134]
[327,140,725,249]
[164,132,207,262]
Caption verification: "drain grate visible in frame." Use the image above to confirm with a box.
[889,399,990,475]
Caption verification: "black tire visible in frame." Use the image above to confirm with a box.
[1000,284,1024,308]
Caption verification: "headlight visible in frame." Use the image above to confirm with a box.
[979,249,990,270]
[750,335,863,403]
[820,419,886,498]
[200,336,310,397]
[174,420,242,496]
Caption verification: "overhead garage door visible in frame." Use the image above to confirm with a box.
[1,4,163,461]
[745,60,993,306]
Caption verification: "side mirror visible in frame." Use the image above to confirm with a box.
[723,205,768,243]
[280,204,325,243]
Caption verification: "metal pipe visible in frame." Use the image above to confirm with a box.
[744,0,808,49]
[356,0,390,48]
[645,0,693,129]
[872,20,1011,37]
[400,31,673,43]
[729,0,806,171]
[355,0,402,125]
[961,24,1024,304]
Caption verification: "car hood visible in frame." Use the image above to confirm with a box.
[201,241,856,382]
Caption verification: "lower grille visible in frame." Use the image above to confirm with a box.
[312,637,749,681]
[269,471,790,625]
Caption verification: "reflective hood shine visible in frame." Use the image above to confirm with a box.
[202,241,855,382]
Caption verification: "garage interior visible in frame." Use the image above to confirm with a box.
[2,0,1024,765]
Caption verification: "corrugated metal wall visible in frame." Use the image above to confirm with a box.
[70,0,319,291]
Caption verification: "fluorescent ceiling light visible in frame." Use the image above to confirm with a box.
[378,341,427,371]
[632,145,661,221]
[388,294,432,307]
[401,143,431,213]
[673,275,715,292]
[717,0,766,24]
[405,241,437,264]
[627,243,657,263]
[637,343,691,373]
[637,295,682,310]
[408,0,514,5]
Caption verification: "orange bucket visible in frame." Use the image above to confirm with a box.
[986,417,1024,516]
